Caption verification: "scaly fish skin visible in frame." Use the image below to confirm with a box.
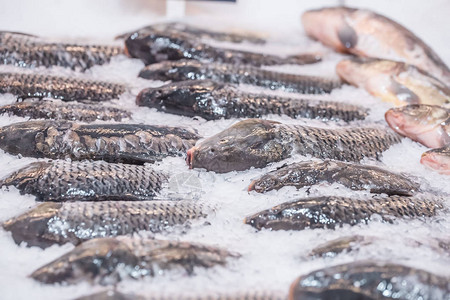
[0,100,131,122]
[31,237,239,285]
[187,119,401,173]
[248,160,418,196]
[137,80,367,122]
[139,60,340,94]
[421,146,450,175]
[302,7,450,85]
[245,195,442,231]
[0,72,125,101]
[336,58,450,106]
[0,31,124,70]
[385,104,449,148]
[0,160,167,201]
[2,200,208,248]
[125,29,319,67]
[289,261,450,300]
[0,120,200,164]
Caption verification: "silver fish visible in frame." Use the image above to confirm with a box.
[3,200,208,248]
[31,237,240,285]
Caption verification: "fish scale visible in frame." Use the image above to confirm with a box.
[0,31,124,70]
[139,60,341,94]
[0,72,125,101]
[0,160,168,201]
[11,200,207,246]
[245,195,442,231]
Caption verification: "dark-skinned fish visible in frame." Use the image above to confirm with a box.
[245,195,442,231]
[0,31,124,70]
[289,261,450,299]
[302,7,450,85]
[187,119,401,173]
[0,72,125,102]
[421,146,450,175]
[0,160,168,201]
[3,200,209,248]
[336,58,450,106]
[0,120,200,164]
[385,104,449,148]
[137,80,367,122]
[139,60,341,94]
[0,99,131,122]
[31,237,240,285]
[124,29,320,67]
[248,160,418,196]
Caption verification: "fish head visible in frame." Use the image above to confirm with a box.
[30,238,138,284]
[2,202,61,248]
[136,80,226,116]
[186,119,281,173]
[302,7,358,52]
[385,104,449,148]
[421,147,450,175]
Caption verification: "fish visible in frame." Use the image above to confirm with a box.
[30,236,240,285]
[0,160,168,201]
[124,29,320,67]
[136,80,367,122]
[74,290,284,300]
[385,104,449,148]
[336,58,450,106]
[289,261,450,300]
[0,99,131,122]
[0,72,126,102]
[244,195,442,231]
[0,31,124,70]
[0,120,200,164]
[302,7,450,85]
[2,200,208,248]
[117,22,266,44]
[139,60,341,94]
[421,146,450,175]
[187,119,401,173]
[248,160,418,196]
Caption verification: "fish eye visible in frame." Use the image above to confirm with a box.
[210,148,215,153]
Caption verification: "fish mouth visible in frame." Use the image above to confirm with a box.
[186,147,195,169]
[247,181,256,192]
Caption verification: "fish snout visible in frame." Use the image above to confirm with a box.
[136,88,161,107]
[385,109,406,132]
[186,147,196,169]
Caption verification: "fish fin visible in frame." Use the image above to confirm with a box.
[388,79,420,105]
[337,22,358,50]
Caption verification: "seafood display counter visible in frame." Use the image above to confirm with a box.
[0,1,449,299]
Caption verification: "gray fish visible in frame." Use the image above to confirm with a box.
[137,80,367,122]
[289,261,450,300]
[3,200,208,248]
[139,60,340,94]
[421,146,450,175]
[0,99,131,122]
[0,72,125,101]
[187,119,401,173]
[31,236,240,285]
[117,22,266,44]
[74,290,284,300]
[244,195,442,231]
[0,120,200,164]
[248,160,418,196]
[0,31,124,70]
[124,29,320,67]
[0,160,167,201]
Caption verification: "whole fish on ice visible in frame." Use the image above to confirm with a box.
[31,237,239,285]
[421,146,450,175]
[289,261,450,300]
[0,120,200,164]
[302,6,450,85]
[3,200,208,248]
[248,160,418,196]
[385,104,449,148]
[187,119,401,173]
[137,80,367,122]
[139,60,340,94]
[336,58,450,106]
[0,160,167,201]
